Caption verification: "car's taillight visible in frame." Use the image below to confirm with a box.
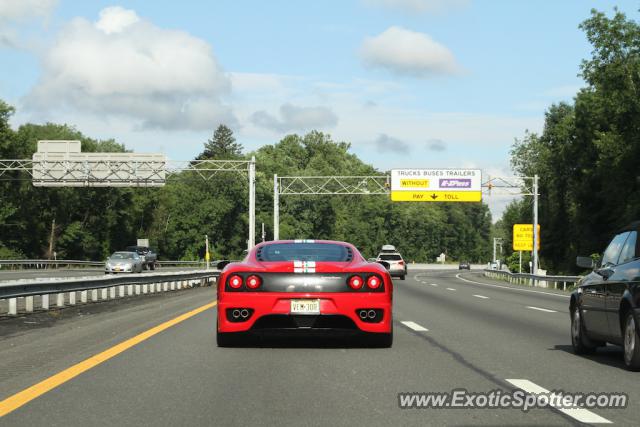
[228,274,243,289]
[366,275,382,290]
[246,275,262,290]
[348,275,364,290]
[398,261,404,265]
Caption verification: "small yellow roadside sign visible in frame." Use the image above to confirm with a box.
[513,224,540,251]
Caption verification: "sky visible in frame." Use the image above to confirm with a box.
[1,0,639,219]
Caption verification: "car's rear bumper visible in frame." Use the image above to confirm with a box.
[218,292,392,334]
[388,267,406,276]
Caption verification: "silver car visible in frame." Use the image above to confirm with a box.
[105,251,144,274]
[377,252,407,280]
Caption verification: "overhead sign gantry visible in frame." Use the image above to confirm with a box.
[390,169,482,202]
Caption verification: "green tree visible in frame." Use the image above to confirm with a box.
[197,124,243,160]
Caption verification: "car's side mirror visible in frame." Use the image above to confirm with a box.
[576,256,594,269]
[596,267,615,280]
[377,261,390,270]
[217,260,231,270]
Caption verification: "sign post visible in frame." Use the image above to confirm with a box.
[390,169,482,202]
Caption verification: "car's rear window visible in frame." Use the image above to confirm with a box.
[379,254,402,261]
[257,243,353,262]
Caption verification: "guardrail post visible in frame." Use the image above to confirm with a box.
[101,288,108,300]
[135,285,140,295]
[118,286,125,297]
[56,293,64,307]
[163,282,168,292]
[127,285,133,296]
[91,289,98,302]
[42,294,49,310]
[150,283,155,293]
[81,290,87,303]
[25,296,34,312]
[142,284,148,294]
[170,281,175,290]
[8,298,17,315]
[109,287,116,299]
[69,291,76,305]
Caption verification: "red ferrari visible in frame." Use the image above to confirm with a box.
[216,240,393,347]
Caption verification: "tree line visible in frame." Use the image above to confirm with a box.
[495,8,640,274]
[0,109,492,262]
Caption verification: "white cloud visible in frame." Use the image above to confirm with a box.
[95,6,139,35]
[25,6,235,131]
[0,0,56,21]
[363,0,470,14]
[0,0,57,48]
[250,103,338,133]
[374,134,410,153]
[361,26,460,77]
[426,138,446,151]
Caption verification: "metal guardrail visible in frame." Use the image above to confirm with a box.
[0,269,220,316]
[0,259,104,269]
[0,259,218,269]
[484,269,580,291]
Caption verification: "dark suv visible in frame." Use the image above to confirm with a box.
[125,246,158,271]
[570,221,640,370]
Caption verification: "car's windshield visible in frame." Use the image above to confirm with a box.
[257,243,352,262]
[379,254,402,261]
[110,252,134,260]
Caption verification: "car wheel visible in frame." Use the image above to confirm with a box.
[150,263,156,271]
[571,308,598,355]
[623,312,640,371]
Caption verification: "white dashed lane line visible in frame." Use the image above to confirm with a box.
[455,273,570,299]
[526,306,557,313]
[401,321,429,332]
[430,283,438,287]
[446,288,456,291]
[472,295,489,299]
[506,379,612,424]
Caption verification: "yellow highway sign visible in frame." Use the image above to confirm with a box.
[391,191,482,202]
[513,224,540,251]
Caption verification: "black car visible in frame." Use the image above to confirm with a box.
[458,261,470,270]
[570,221,640,370]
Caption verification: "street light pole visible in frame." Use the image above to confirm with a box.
[248,156,256,250]
[532,174,539,275]
[273,174,279,241]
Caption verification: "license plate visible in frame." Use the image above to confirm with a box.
[114,266,121,271]
[290,299,320,314]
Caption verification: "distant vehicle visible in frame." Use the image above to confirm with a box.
[458,261,470,270]
[216,240,393,347]
[125,246,157,270]
[377,248,406,280]
[570,221,640,370]
[105,251,143,274]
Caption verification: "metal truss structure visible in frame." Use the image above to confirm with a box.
[277,175,390,195]
[273,174,389,240]
[0,157,257,250]
[481,175,536,196]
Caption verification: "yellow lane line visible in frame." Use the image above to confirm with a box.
[0,300,217,417]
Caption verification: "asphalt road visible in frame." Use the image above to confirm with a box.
[0,270,636,426]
